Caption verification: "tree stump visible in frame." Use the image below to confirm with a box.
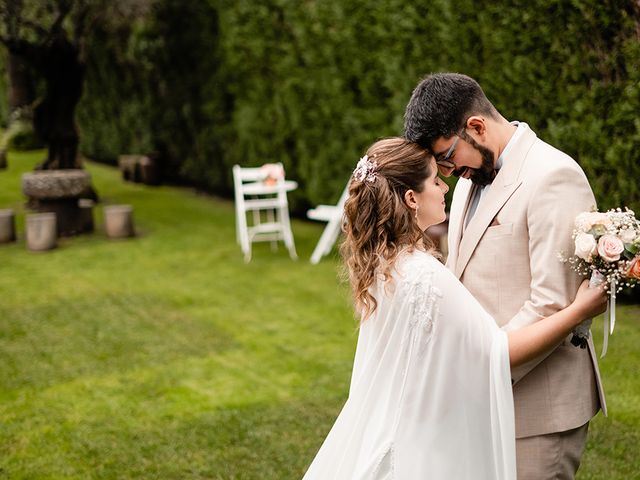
[22,169,94,236]
[26,212,57,251]
[0,209,16,243]
[104,205,135,238]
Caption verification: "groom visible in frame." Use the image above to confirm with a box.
[404,73,605,479]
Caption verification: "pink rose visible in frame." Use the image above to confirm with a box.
[597,234,624,262]
[627,257,640,280]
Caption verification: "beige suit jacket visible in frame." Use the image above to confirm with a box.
[446,125,606,438]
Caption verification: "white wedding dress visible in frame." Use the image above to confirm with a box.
[303,251,516,479]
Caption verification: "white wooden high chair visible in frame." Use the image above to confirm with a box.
[232,163,298,262]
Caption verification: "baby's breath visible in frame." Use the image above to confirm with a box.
[560,207,640,294]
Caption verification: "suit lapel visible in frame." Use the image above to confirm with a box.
[454,126,537,279]
[445,178,473,269]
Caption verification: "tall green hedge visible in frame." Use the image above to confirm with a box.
[6,0,640,212]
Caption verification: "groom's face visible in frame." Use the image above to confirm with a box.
[432,132,496,186]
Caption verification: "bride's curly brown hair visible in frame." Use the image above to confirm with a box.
[341,137,439,320]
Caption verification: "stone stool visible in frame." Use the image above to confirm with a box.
[118,154,160,185]
[0,209,16,243]
[118,155,141,183]
[139,155,160,185]
[22,169,94,236]
[104,205,135,238]
[26,212,57,251]
[78,198,95,233]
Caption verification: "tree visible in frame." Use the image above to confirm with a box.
[0,0,153,169]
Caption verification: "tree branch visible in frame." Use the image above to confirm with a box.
[42,0,72,43]
[72,0,90,46]
[0,35,37,58]
[0,0,23,40]
[19,18,49,38]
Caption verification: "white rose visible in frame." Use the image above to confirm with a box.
[574,233,597,261]
[620,228,638,244]
[575,212,593,231]
[575,212,612,232]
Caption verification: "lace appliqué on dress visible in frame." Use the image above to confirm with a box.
[405,268,442,341]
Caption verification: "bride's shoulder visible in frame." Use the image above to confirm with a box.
[395,249,446,284]
[392,251,446,313]
[397,249,444,272]
[395,249,462,296]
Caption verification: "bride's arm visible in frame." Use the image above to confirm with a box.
[507,281,606,368]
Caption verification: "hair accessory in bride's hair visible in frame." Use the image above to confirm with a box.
[353,155,377,183]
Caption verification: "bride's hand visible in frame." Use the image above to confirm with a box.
[572,280,608,321]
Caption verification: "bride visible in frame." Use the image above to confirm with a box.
[302,137,606,479]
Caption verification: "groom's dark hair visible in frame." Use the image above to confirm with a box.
[403,73,498,151]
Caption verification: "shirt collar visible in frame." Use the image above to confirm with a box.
[495,121,527,170]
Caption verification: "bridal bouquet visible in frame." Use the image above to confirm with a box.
[561,208,640,356]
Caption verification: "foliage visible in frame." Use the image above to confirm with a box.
[0,117,41,150]
[77,0,223,187]
[1,0,638,210]
[0,55,7,126]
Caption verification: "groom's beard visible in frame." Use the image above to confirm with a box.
[453,133,497,186]
[469,145,496,186]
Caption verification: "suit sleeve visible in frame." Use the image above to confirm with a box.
[502,163,596,383]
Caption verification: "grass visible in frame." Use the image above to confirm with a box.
[0,151,638,479]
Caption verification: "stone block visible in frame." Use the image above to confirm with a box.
[26,212,57,251]
[104,205,135,238]
[0,209,16,243]
[22,170,92,199]
[118,155,142,183]
[118,155,160,185]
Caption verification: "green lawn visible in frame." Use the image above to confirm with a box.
[0,151,638,479]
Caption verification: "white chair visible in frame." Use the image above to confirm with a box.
[233,163,298,262]
[307,182,350,264]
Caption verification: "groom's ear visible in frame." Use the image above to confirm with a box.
[466,115,487,139]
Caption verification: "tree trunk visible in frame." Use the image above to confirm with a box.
[7,51,35,115]
[32,34,85,170]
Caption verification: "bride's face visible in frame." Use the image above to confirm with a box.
[414,159,449,230]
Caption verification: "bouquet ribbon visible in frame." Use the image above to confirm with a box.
[590,272,615,358]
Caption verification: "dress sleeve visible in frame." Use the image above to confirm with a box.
[303,255,516,480]
[391,257,517,479]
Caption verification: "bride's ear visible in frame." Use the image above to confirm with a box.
[404,189,418,210]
